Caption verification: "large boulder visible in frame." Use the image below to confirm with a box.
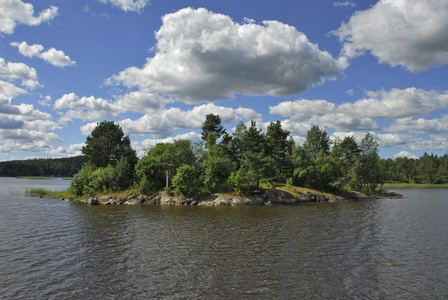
[87,198,100,205]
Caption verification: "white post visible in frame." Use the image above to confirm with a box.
[165,170,169,190]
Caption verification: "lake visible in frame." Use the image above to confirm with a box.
[0,177,447,299]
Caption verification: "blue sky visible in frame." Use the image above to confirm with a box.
[1,0,447,161]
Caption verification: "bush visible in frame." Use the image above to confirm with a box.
[172,164,202,197]
[135,156,165,193]
[69,160,135,196]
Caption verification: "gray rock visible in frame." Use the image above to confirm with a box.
[87,198,99,205]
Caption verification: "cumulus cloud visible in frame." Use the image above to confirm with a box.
[107,7,348,103]
[0,117,61,154]
[0,80,27,99]
[270,99,335,121]
[54,93,124,124]
[0,58,42,89]
[114,91,170,113]
[0,0,58,34]
[269,98,379,132]
[140,132,202,149]
[270,87,448,132]
[386,115,448,134]
[390,151,418,159]
[77,103,260,138]
[117,103,262,138]
[334,0,448,72]
[338,88,448,119]
[0,79,62,154]
[11,41,76,67]
[97,0,150,13]
[47,143,84,157]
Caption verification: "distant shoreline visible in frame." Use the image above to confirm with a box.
[382,183,448,189]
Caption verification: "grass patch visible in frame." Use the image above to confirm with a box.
[25,188,50,196]
[382,183,448,189]
[25,188,77,200]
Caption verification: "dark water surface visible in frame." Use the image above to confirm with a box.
[0,178,447,299]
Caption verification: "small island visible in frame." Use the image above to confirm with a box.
[26,115,409,206]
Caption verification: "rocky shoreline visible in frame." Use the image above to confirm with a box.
[75,188,402,206]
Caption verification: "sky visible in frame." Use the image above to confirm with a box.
[1,0,447,161]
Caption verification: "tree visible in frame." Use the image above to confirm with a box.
[333,136,360,188]
[201,114,226,141]
[82,121,137,169]
[201,133,233,192]
[355,133,382,192]
[302,125,331,159]
[293,125,332,190]
[266,121,294,185]
[172,164,202,197]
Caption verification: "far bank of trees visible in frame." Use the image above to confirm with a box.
[381,153,448,184]
[69,116,389,197]
[0,156,84,177]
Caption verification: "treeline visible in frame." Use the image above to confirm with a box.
[0,156,85,177]
[381,153,448,184]
[70,116,385,197]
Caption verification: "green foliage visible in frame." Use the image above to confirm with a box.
[227,170,244,194]
[201,114,226,141]
[135,139,197,192]
[69,158,136,196]
[0,156,84,177]
[135,156,165,193]
[82,121,137,169]
[266,121,294,185]
[67,115,444,198]
[172,164,203,197]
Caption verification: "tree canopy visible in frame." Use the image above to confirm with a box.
[65,115,447,198]
[82,121,137,168]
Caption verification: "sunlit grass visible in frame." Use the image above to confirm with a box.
[25,188,77,200]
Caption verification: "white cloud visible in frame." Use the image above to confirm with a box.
[0,122,61,153]
[114,91,170,113]
[140,132,202,149]
[0,58,42,89]
[338,88,448,119]
[107,7,348,103]
[54,93,124,124]
[11,41,76,67]
[38,95,52,107]
[97,0,150,13]
[0,80,27,98]
[390,151,418,159]
[270,99,335,121]
[0,0,58,34]
[117,103,262,138]
[334,0,448,72]
[269,97,379,132]
[386,115,448,134]
[270,88,448,132]
[310,113,379,132]
[47,143,84,157]
[407,134,448,151]
[333,131,448,152]
[334,1,356,8]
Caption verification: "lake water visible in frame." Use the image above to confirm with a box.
[0,177,447,299]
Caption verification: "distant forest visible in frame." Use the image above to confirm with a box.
[0,156,85,177]
[381,153,448,184]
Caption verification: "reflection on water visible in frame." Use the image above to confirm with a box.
[0,178,447,299]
